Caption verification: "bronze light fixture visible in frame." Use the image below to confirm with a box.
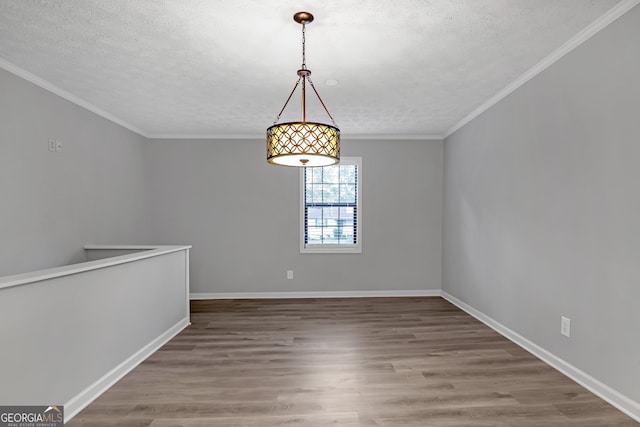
[266,11,340,167]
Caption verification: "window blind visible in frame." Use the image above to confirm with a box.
[303,162,358,246]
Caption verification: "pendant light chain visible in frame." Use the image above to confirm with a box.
[300,20,307,123]
[301,21,307,70]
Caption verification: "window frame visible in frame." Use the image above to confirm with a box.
[300,156,362,254]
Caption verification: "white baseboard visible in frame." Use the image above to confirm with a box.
[64,317,190,423]
[441,291,640,422]
[190,289,442,300]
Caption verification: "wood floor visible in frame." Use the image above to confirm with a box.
[67,297,638,426]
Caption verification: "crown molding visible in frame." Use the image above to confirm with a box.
[147,134,264,140]
[444,0,640,139]
[147,133,444,141]
[341,134,444,141]
[0,57,149,138]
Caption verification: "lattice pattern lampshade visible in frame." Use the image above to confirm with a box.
[267,121,340,167]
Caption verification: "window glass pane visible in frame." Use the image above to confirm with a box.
[307,206,323,222]
[323,165,339,183]
[302,158,360,252]
[305,183,313,203]
[339,165,356,184]
[322,206,338,218]
[339,185,355,203]
[312,167,323,183]
[339,207,354,224]
[306,227,323,244]
[322,184,339,203]
[310,184,323,203]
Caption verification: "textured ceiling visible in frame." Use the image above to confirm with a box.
[0,0,629,138]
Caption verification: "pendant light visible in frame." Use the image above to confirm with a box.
[266,12,340,167]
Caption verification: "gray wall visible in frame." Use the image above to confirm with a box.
[147,138,443,294]
[0,68,150,276]
[443,5,640,403]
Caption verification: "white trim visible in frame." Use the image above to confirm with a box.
[147,133,445,141]
[441,291,640,423]
[444,0,640,138]
[0,57,148,137]
[64,317,190,422]
[300,246,363,254]
[0,245,191,290]
[190,290,442,300]
[83,244,185,250]
[341,134,444,141]
[184,249,191,325]
[148,134,267,140]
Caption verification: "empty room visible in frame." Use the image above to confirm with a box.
[1,1,639,426]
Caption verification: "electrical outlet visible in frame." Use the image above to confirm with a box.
[287,270,293,280]
[48,138,63,152]
[561,316,571,338]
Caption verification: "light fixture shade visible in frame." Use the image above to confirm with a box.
[267,121,340,167]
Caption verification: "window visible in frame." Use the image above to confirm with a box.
[300,157,362,253]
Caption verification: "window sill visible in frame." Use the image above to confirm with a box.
[301,245,362,254]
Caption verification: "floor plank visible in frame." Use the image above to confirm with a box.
[67,297,638,426]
